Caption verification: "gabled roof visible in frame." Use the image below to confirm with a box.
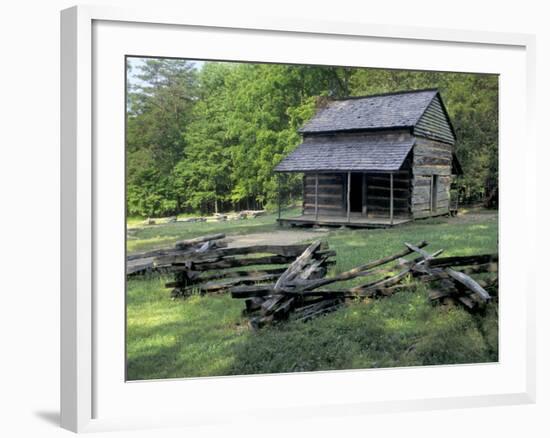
[274,132,415,173]
[299,89,455,144]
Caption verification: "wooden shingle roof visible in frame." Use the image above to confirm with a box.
[299,89,455,144]
[275,89,458,173]
[275,132,415,173]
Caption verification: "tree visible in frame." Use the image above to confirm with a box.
[173,63,234,214]
[126,58,198,216]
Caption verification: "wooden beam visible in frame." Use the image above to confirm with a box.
[429,175,434,216]
[315,173,319,221]
[277,173,281,221]
[362,173,367,216]
[390,173,394,225]
[347,172,351,223]
[175,233,225,250]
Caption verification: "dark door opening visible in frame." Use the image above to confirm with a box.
[349,173,363,213]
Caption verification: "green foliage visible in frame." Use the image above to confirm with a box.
[126,58,197,216]
[126,210,498,379]
[173,63,346,213]
[126,58,498,216]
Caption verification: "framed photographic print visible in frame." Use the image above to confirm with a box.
[61,4,536,433]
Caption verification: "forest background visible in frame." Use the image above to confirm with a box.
[126,58,498,217]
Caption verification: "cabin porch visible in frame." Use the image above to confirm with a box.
[277,170,414,229]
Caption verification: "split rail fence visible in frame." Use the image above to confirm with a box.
[128,233,498,329]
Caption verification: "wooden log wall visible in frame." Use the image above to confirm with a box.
[364,171,411,218]
[411,137,453,219]
[303,173,345,216]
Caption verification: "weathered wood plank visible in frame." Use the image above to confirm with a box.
[367,175,409,185]
[310,183,344,190]
[414,148,452,159]
[305,187,343,196]
[304,197,343,207]
[366,185,410,194]
[175,233,225,249]
[305,174,343,184]
[415,142,452,155]
[274,241,321,290]
[191,266,289,283]
[156,242,328,265]
[412,176,432,187]
[304,202,342,210]
[414,156,452,167]
[304,192,341,200]
[185,255,295,271]
[127,247,183,262]
[413,166,452,176]
[127,259,154,275]
[404,242,435,260]
[445,268,491,302]
[303,207,346,216]
[428,254,498,268]
[167,273,282,291]
[366,205,410,213]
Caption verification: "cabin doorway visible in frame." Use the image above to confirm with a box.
[349,173,364,213]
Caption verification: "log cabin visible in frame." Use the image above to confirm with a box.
[275,89,462,228]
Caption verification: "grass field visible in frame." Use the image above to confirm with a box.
[126,207,302,253]
[126,208,498,380]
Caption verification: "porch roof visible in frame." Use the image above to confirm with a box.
[274,133,415,173]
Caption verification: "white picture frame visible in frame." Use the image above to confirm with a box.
[60,4,537,433]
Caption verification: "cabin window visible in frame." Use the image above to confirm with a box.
[431,175,439,212]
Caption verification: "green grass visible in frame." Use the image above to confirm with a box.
[126,209,498,380]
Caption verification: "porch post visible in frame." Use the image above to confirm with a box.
[390,172,394,225]
[429,175,434,216]
[277,173,281,221]
[315,173,319,221]
[347,172,351,223]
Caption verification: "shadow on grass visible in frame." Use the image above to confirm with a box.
[224,291,498,377]
[127,286,498,380]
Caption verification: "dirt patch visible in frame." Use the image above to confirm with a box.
[449,209,498,225]
[225,229,328,248]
